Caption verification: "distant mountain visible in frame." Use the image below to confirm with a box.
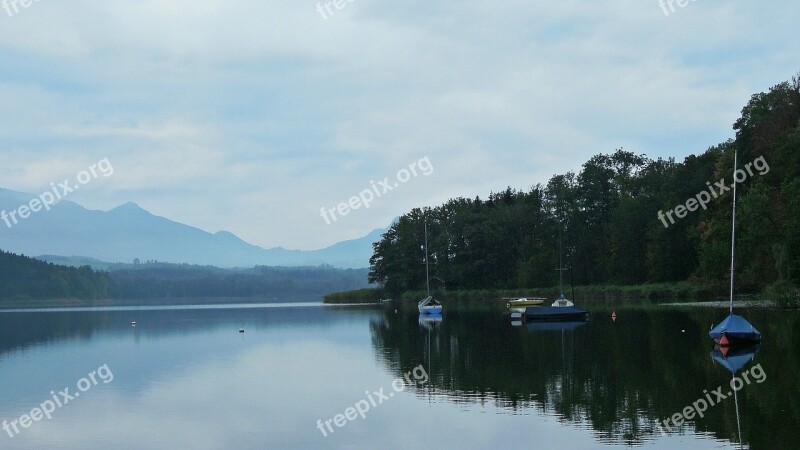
[0,188,386,268]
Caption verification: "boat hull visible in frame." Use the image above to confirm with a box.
[709,314,761,346]
[506,299,545,309]
[711,333,761,347]
[419,305,443,314]
[418,295,442,315]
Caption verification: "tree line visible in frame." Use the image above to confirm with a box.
[0,250,113,300]
[369,75,800,298]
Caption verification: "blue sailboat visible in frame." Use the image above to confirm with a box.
[709,149,761,347]
[709,313,761,346]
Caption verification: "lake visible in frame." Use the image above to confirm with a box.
[0,302,797,449]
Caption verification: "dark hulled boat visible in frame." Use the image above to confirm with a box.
[524,229,589,323]
[525,298,589,322]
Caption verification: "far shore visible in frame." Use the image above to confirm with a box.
[323,282,789,308]
[663,300,775,308]
[0,295,322,310]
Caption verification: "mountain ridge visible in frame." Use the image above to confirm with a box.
[0,188,385,268]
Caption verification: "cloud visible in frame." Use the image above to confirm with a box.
[0,0,797,249]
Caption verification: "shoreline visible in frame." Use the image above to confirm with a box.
[662,300,776,308]
[323,282,725,305]
[0,295,322,310]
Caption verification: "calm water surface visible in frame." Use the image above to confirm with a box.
[0,302,797,449]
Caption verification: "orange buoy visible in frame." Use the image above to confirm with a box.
[611,311,617,322]
[720,333,730,346]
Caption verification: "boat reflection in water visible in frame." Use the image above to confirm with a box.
[369,306,794,448]
[524,320,588,333]
[710,344,761,450]
[419,313,442,329]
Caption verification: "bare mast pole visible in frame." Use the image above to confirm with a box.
[559,228,565,299]
[729,149,738,315]
[425,220,430,297]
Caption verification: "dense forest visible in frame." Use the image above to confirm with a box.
[0,250,113,300]
[369,75,800,299]
[0,250,370,301]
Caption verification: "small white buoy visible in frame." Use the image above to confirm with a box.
[131,321,136,327]
[681,329,685,333]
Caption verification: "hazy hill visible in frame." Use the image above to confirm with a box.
[0,189,385,268]
[0,250,372,302]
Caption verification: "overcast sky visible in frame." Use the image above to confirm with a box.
[1,0,797,250]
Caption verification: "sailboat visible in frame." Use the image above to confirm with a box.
[709,149,761,347]
[525,228,589,321]
[418,221,443,315]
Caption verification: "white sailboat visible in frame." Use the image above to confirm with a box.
[524,228,588,321]
[418,221,443,315]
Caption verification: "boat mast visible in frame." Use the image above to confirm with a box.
[425,220,430,297]
[729,149,738,315]
[558,227,565,299]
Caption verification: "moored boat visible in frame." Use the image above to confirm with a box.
[505,297,545,309]
[418,295,443,315]
[708,149,761,347]
[524,231,588,322]
[418,221,443,315]
[524,299,589,322]
[709,314,761,346]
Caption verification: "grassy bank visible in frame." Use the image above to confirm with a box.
[323,288,386,304]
